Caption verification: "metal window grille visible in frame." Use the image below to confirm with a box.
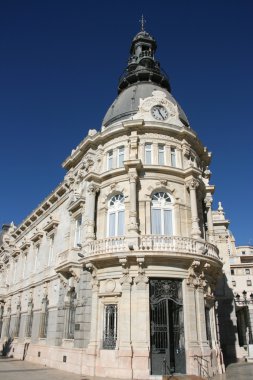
[103,304,117,349]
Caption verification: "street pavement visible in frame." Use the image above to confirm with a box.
[1,357,253,380]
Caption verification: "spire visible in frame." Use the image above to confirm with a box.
[118,23,171,94]
[139,15,146,32]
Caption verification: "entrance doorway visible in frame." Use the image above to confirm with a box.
[150,279,185,375]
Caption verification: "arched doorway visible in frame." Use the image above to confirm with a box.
[150,279,185,375]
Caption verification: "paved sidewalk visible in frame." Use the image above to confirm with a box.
[1,357,253,380]
[0,357,113,380]
[211,362,253,380]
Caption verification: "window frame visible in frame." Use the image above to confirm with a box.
[158,144,165,165]
[151,192,173,236]
[170,147,177,167]
[145,143,152,165]
[107,150,113,170]
[117,146,125,168]
[107,194,125,237]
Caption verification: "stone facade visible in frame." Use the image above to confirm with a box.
[0,28,241,378]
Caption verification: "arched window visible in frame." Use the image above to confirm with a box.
[151,192,173,236]
[107,194,125,237]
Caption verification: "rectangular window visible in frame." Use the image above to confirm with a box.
[48,235,54,265]
[205,307,212,348]
[242,251,246,255]
[117,210,125,236]
[117,146,124,168]
[232,280,236,287]
[74,216,82,247]
[22,254,27,279]
[245,268,250,275]
[108,213,116,237]
[151,209,162,235]
[107,150,113,170]
[158,144,165,165]
[145,143,152,164]
[171,147,176,167]
[231,269,235,275]
[164,209,173,236]
[247,280,252,286]
[103,304,117,349]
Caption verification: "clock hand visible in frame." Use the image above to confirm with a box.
[158,109,164,119]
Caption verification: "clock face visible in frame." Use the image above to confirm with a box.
[151,105,168,121]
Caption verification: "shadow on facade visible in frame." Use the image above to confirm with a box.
[1,338,13,357]
[216,274,238,367]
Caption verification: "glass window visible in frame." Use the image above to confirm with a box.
[74,215,82,247]
[145,143,152,164]
[242,251,246,255]
[117,146,124,168]
[171,147,176,167]
[247,280,252,286]
[107,194,125,237]
[231,269,235,275]
[48,235,54,265]
[158,144,165,165]
[103,304,117,349]
[232,280,236,287]
[107,150,113,170]
[245,268,250,275]
[151,192,173,236]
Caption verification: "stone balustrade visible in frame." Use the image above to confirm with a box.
[85,235,220,260]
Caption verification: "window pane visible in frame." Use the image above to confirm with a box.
[164,209,173,236]
[117,210,125,236]
[108,150,113,170]
[109,213,116,236]
[151,209,161,234]
[118,147,124,167]
[171,148,176,167]
[145,143,152,164]
[158,145,165,165]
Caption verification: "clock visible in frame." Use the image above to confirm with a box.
[151,105,168,121]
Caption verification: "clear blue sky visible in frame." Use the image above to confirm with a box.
[0,0,252,245]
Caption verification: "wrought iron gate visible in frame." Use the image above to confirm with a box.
[150,279,186,375]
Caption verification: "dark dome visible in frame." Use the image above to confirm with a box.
[102,82,189,127]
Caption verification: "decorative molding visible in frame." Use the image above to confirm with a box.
[119,257,132,286]
[43,217,59,234]
[68,197,85,215]
[134,257,148,285]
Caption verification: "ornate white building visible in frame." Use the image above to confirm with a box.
[0,27,242,378]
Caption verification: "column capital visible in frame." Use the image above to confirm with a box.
[87,182,100,195]
[186,178,199,190]
[204,194,213,208]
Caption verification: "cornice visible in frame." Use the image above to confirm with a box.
[62,120,211,171]
[11,182,69,242]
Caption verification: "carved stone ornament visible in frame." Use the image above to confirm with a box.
[133,90,179,122]
[87,182,100,195]
[186,178,199,190]
[69,267,81,283]
[86,263,99,290]
[134,257,148,285]
[119,257,132,286]
[187,260,207,289]
[58,273,68,288]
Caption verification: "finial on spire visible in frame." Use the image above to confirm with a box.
[139,14,146,31]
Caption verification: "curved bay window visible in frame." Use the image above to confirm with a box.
[151,192,173,236]
[107,194,125,237]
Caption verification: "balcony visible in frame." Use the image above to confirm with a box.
[85,235,220,261]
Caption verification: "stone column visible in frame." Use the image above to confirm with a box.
[132,257,149,379]
[187,179,201,239]
[118,258,133,377]
[85,182,99,242]
[86,264,99,376]
[204,194,215,243]
[128,169,139,240]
